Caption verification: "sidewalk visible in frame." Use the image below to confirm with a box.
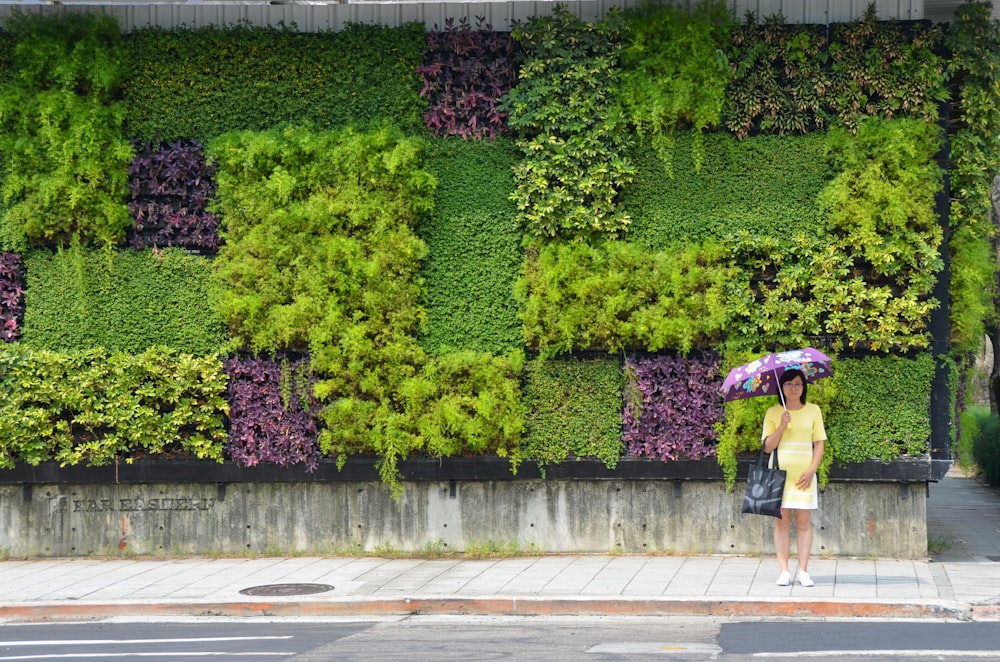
[1,471,998,623]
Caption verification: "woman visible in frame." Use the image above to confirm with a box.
[761,368,826,587]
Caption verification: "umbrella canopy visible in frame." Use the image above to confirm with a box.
[721,347,833,404]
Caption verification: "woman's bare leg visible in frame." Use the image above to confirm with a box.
[774,508,792,572]
[794,509,813,572]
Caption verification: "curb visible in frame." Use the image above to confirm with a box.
[0,597,976,622]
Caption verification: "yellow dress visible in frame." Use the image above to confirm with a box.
[761,402,826,510]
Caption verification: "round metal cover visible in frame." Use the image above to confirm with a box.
[239,583,334,597]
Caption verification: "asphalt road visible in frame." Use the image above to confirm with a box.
[1,617,999,661]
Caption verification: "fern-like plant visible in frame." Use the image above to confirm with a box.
[618,0,735,174]
[0,12,132,248]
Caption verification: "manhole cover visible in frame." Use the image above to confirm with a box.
[239,583,334,597]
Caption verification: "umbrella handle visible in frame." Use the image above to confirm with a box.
[774,367,787,410]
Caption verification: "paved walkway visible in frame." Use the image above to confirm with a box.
[1,470,998,623]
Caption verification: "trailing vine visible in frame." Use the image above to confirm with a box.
[945,1,1000,351]
[617,0,734,174]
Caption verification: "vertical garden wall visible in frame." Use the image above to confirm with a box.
[0,1,998,520]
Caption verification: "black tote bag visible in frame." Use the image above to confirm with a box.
[741,446,786,519]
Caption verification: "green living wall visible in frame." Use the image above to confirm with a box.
[0,2,996,492]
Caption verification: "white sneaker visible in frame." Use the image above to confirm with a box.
[797,571,815,587]
[776,570,791,586]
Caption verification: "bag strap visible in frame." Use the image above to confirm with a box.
[758,445,780,470]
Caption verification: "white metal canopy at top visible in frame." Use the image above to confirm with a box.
[0,0,995,33]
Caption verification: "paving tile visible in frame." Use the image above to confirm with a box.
[663,557,724,596]
[621,557,684,596]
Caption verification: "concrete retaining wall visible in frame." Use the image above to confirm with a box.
[0,479,927,558]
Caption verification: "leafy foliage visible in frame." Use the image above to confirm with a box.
[0,251,23,341]
[617,0,734,174]
[418,16,518,139]
[503,6,635,239]
[518,239,732,357]
[945,2,1000,350]
[0,345,228,469]
[224,356,321,471]
[124,22,426,144]
[724,8,946,138]
[622,353,721,461]
[963,406,1000,486]
[397,350,526,462]
[725,117,943,353]
[0,12,132,248]
[418,137,523,355]
[208,125,523,493]
[827,8,946,132]
[725,13,830,138]
[128,139,220,251]
[824,353,934,463]
[207,124,433,356]
[819,117,943,285]
[522,357,624,468]
[21,246,225,355]
[622,131,829,247]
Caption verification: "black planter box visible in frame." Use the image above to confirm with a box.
[0,455,931,485]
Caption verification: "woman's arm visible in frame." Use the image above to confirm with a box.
[762,409,790,453]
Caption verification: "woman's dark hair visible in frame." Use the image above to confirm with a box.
[779,368,807,405]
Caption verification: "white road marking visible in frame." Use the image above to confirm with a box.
[2,637,292,647]
[588,642,723,655]
[756,651,1000,658]
[0,654,291,660]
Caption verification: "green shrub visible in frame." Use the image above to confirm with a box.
[0,12,132,248]
[957,404,983,472]
[124,22,427,144]
[819,117,943,283]
[965,406,1000,485]
[209,125,525,494]
[823,353,934,463]
[418,137,523,355]
[622,131,829,247]
[504,6,635,240]
[827,8,946,132]
[945,3,1000,351]
[207,124,433,357]
[22,246,225,355]
[518,239,732,357]
[400,350,526,461]
[724,14,830,139]
[618,0,734,174]
[522,356,624,468]
[724,118,943,353]
[0,345,228,469]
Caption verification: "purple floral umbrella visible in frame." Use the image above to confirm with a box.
[721,347,833,407]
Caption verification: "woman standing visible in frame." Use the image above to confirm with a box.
[761,368,826,587]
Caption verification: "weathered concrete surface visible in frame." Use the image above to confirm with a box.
[0,480,927,558]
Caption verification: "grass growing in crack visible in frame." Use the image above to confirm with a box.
[927,536,957,556]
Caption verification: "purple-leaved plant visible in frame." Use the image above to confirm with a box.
[417,16,518,139]
[128,139,220,251]
[224,356,321,471]
[623,353,723,461]
[0,253,24,342]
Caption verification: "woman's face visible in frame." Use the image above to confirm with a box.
[782,377,805,404]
